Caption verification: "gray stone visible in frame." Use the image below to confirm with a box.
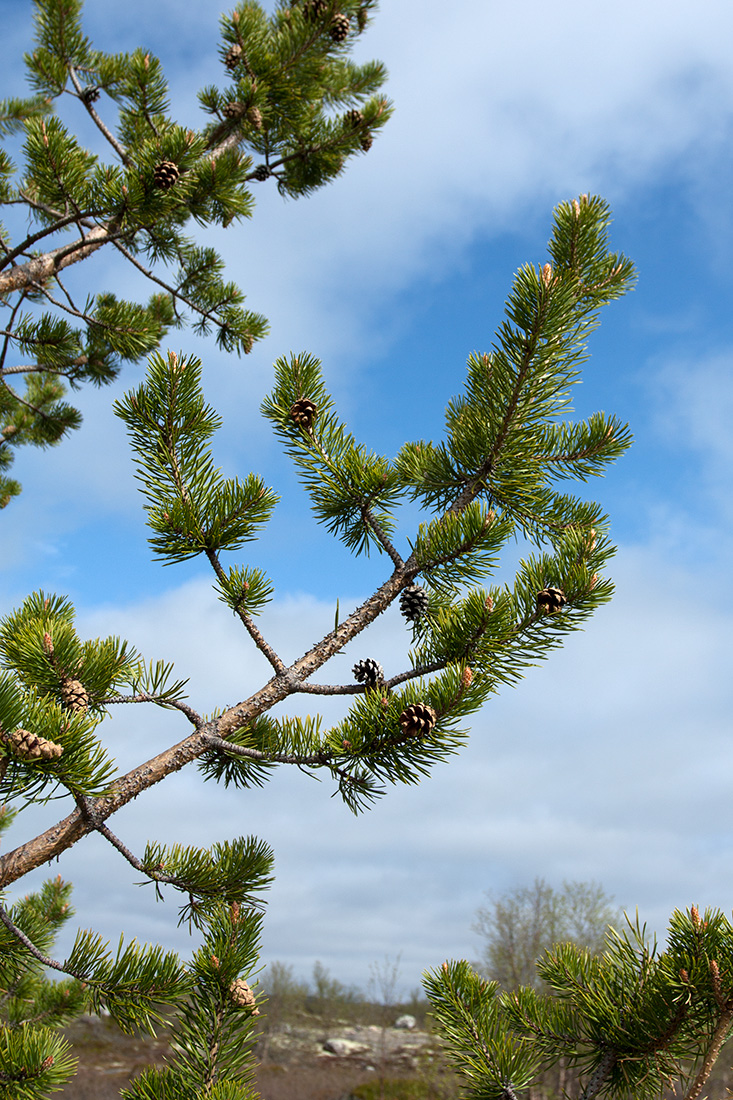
[323,1037,370,1056]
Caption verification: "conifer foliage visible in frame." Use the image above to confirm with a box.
[2,3,712,1098]
[425,906,733,1100]
[0,0,390,509]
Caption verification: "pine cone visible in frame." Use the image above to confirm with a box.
[252,164,270,181]
[536,586,567,614]
[223,101,245,119]
[360,133,373,152]
[302,0,328,20]
[247,106,263,130]
[60,678,89,713]
[80,85,100,106]
[224,43,243,71]
[399,703,437,738]
[329,13,351,41]
[289,398,318,429]
[153,161,180,190]
[399,585,429,623]
[7,728,63,760]
[344,108,365,129]
[352,658,384,689]
[230,978,259,1013]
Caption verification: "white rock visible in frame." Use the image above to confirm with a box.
[323,1038,370,1056]
[394,1015,416,1030]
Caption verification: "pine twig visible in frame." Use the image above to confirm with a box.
[75,796,203,896]
[205,548,286,675]
[0,901,85,981]
[580,1049,617,1100]
[68,65,131,166]
[682,1003,733,1100]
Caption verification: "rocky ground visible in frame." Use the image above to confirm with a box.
[57,1012,457,1100]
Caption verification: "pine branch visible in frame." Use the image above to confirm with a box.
[205,547,286,675]
[0,206,102,271]
[0,901,84,981]
[362,503,404,568]
[111,238,241,337]
[682,1003,733,1100]
[0,220,122,295]
[101,693,202,725]
[579,1049,617,1100]
[75,796,208,897]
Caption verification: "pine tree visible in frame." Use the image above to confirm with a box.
[0,3,698,1098]
[425,905,733,1100]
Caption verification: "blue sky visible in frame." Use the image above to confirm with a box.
[3,0,733,997]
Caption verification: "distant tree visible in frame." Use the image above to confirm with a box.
[0,2,643,1096]
[258,960,309,1061]
[426,905,733,1100]
[368,953,403,1091]
[473,878,620,991]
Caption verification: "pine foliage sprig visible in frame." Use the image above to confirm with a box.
[395,199,635,522]
[115,351,279,563]
[262,352,402,557]
[0,591,137,710]
[139,835,274,928]
[423,960,542,1099]
[411,504,511,596]
[61,929,191,1034]
[0,1022,79,1098]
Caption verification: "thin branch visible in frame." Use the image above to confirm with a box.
[205,548,286,675]
[111,237,233,331]
[580,1049,617,1100]
[0,206,101,272]
[0,901,84,980]
[0,376,57,423]
[683,1003,733,1100]
[100,693,202,726]
[0,221,122,296]
[1,361,86,378]
[362,504,404,568]
[68,65,131,165]
[447,300,551,518]
[0,293,28,373]
[75,796,201,895]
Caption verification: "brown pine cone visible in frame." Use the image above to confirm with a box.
[302,0,328,20]
[399,703,437,738]
[329,13,351,41]
[536,586,567,614]
[230,978,259,1013]
[289,398,318,429]
[224,43,243,71]
[223,101,245,119]
[153,161,180,190]
[344,108,365,129]
[60,678,89,713]
[7,728,63,760]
